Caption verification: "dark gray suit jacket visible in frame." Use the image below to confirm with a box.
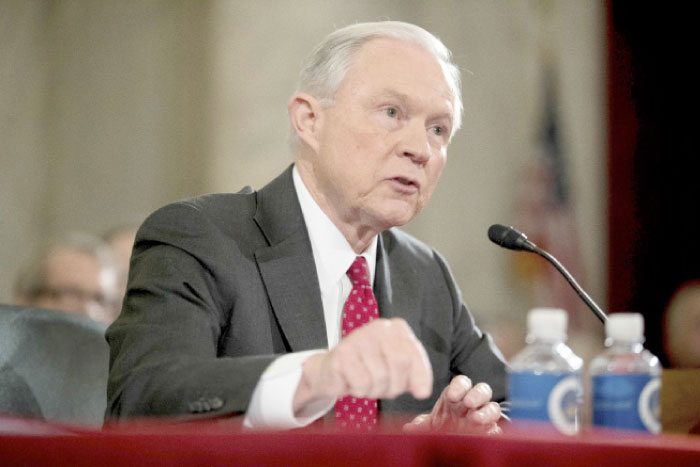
[106,165,506,419]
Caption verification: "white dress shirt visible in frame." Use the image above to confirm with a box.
[243,166,377,429]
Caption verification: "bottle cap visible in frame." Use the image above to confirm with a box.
[606,312,644,342]
[527,307,568,341]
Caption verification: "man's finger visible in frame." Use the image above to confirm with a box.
[462,382,493,409]
[378,319,433,400]
[446,375,473,403]
[466,401,501,425]
[403,413,432,433]
[327,341,373,397]
[366,318,432,400]
[357,337,391,398]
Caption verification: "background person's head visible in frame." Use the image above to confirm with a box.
[663,280,700,368]
[12,232,119,323]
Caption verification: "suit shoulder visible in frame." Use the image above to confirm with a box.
[135,188,266,259]
[143,188,257,230]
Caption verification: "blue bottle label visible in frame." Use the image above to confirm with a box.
[592,374,660,433]
[507,372,581,435]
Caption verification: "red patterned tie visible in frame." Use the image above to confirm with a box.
[334,256,380,430]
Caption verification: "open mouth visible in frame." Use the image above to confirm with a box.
[393,176,418,188]
[388,176,420,193]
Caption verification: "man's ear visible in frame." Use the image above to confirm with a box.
[288,92,324,153]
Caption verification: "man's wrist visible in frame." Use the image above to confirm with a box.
[293,352,326,415]
[244,350,329,429]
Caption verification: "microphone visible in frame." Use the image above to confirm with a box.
[487,224,537,252]
[488,224,608,323]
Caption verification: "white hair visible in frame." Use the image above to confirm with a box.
[294,21,463,143]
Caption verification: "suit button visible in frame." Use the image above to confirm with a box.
[188,401,203,413]
[210,397,223,410]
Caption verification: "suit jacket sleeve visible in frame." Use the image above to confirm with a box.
[105,197,280,419]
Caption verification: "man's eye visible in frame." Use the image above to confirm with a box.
[385,107,397,117]
[432,126,444,135]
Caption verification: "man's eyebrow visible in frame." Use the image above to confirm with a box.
[370,89,411,103]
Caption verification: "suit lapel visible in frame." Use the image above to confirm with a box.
[374,232,422,339]
[253,166,328,351]
[374,232,427,413]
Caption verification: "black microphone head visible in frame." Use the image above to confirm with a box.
[487,224,535,251]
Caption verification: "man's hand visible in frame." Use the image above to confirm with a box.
[403,375,502,435]
[293,318,433,414]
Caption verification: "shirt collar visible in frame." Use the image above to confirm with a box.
[292,166,377,295]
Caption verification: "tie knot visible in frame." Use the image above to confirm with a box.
[347,256,370,286]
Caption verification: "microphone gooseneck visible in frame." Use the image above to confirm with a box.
[488,224,608,324]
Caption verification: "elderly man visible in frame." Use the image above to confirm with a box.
[106,21,506,432]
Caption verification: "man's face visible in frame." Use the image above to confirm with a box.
[305,38,455,234]
[33,248,118,322]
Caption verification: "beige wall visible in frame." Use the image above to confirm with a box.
[1,1,606,350]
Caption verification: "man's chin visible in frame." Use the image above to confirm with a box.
[372,205,420,230]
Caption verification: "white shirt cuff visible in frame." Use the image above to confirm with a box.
[243,349,335,429]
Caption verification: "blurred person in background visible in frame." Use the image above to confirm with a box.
[12,232,120,324]
[663,280,700,368]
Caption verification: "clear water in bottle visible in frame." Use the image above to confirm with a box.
[589,312,661,433]
[507,308,583,435]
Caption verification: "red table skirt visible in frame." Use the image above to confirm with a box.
[1,415,699,466]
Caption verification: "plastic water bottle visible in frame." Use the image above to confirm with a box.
[507,308,583,435]
[589,312,661,433]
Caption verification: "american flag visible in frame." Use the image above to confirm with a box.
[512,64,587,330]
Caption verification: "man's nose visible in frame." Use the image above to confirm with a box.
[398,120,431,164]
